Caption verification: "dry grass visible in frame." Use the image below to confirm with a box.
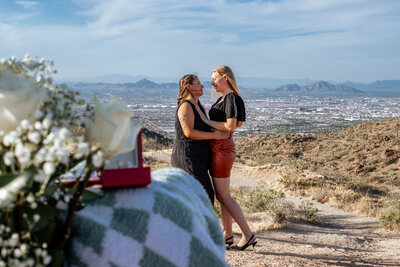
[143,156,171,170]
[213,183,321,233]
[380,198,400,231]
[235,117,400,230]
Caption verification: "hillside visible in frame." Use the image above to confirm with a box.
[142,127,174,151]
[275,80,363,94]
[235,117,400,219]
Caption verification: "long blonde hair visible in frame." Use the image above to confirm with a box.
[212,65,241,96]
[177,74,196,105]
[212,65,244,127]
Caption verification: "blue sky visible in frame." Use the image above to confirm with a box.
[1,0,399,82]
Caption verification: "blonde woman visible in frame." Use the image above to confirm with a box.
[171,74,230,204]
[197,66,256,250]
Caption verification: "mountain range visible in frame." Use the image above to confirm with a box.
[60,74,400,93]
[275,81,363,94]
[342,80,400,93]
[67,78,400,97]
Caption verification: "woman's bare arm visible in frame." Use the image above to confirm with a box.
[178,103,229,140]
[195,105,237,132]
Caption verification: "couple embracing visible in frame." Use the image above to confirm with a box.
[171,65,257,251]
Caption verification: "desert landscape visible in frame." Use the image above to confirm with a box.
[143,117,400,266]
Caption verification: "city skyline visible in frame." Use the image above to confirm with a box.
[1,0,400,82]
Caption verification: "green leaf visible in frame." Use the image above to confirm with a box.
[0,169,35,194]
[33,219,58,245]
[81,188,103,202]
[0,172,21,187]
[43,184,59,198]
[27,202,60,232]
[49,249,64,267]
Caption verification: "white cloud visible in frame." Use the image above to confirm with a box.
[15,0,40,10]
[1,0,400,81]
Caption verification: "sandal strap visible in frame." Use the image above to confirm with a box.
[243,234,255,247]
[225,236,233,242]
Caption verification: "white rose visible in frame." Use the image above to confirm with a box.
[86,95,140,158]
[0,69,46,133]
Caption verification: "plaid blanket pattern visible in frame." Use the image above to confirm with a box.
[66,167,228,267]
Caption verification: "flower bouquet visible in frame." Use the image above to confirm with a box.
[0,55,139,266]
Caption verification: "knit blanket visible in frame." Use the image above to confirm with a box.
[65,167,228,267]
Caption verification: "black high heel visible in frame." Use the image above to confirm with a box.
[225,236,234,249]
[238,234,257,251]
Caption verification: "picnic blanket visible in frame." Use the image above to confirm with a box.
[66,167,228,267]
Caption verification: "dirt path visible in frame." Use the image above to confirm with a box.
[145,151,400,266]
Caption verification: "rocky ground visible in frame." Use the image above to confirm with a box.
[144,150,400,267]
[228,165,400,266]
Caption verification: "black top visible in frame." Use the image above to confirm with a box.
[171,99,214,204]
[174,100,212,142]
[209,92,246,122]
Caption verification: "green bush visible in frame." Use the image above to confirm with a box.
[379,202,400,230]
[236,183,294,223]
[298,200,320,224]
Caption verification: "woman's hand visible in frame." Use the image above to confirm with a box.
[195,104,237,132]
[213,130,230,140]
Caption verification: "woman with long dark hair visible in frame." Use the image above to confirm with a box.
[171,74,229,204]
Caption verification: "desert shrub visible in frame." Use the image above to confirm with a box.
[332,151,347,160]
[310,187,330,203]
[279,172,299,189]
[369,158,380,165]
[362,166,376,173]
[384,157,398,166]
[379,200,400,231]
[279,169,314,190]
[344,178,368,194]
[344,177,384,196]
[298,200,320,224]
[236,183,294,223]
[254,155,281,166]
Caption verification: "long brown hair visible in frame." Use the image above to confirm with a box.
[212,65,244,128]
[177,74,197,104]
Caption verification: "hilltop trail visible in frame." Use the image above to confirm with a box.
[144,151,400,266]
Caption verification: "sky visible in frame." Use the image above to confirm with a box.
[1,0,400,83]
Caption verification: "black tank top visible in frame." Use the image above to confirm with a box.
[174,100,212,142]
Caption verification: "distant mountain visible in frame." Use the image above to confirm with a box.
[302,81,362,94]
[275,81,363,94]
[342,80,400,93]
[59,74,179,83]
[113,79,178,90]
[128,79,160,89]
[236,77,314,89]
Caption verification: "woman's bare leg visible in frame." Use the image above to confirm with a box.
[220,202,232,239]
[213,177,256,246]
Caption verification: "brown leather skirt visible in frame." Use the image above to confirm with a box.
[210,135,236,178]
